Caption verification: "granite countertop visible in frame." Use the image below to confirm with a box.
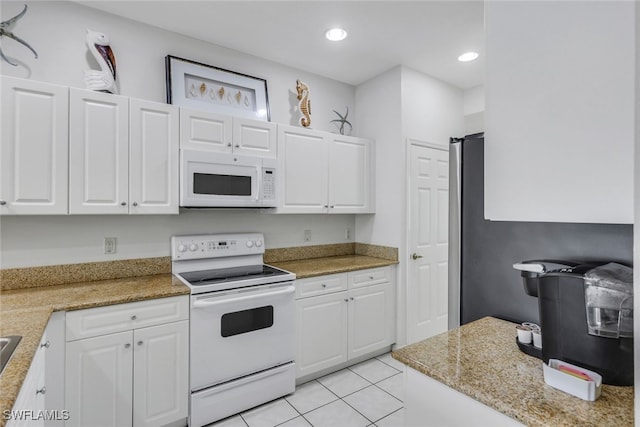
[0,274,190,420]
[269,255,398,279]
[392,317,633,426]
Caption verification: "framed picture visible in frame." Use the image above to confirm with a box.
[165,55,270,121]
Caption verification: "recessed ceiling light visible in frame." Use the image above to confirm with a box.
[458,51,479,62]
[325,28,348,42]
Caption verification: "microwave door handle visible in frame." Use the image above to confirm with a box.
[192,285,295,308]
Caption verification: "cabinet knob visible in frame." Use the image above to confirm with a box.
[227,143,232,147]
[132,202,138,207]
[124,343,131,349]
[344,298,349,302]
[36,387,46,395]
[330,205,335,208]
[321,284,327,288]
[350,297,354,301]
[0,200,6,206]
[40,340,50,349]
[131,315,137,320]
[235,144,240,148]
[411,253,423,260]
[121,201,127,206]
[137,341,143,346]
[369,276,374,280]
[324,205,329,208]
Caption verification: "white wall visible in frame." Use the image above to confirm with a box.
[0,1,355,133]
[355,66,463,346]
[463,85,484,116]
[0,1,358,268]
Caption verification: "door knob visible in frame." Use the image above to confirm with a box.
[412,253,423,260]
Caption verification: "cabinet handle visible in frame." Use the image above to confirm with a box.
[132,202,138,207]
[120,201,127,206]
[0,200,6,206]
[40,340,50,349]
[131,315,137,320]
[412,253,423,260]
[137,341,143,346]
[36,387,46,395]
[124,343,131,348]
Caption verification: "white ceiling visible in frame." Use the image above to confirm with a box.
[78,1,485,89]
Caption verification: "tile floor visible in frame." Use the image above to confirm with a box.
[209,353,405,427]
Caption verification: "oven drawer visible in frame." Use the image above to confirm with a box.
[66,296,189,341]
[190,362,295,427]
[348,267,391,289]
[296,273,348,299]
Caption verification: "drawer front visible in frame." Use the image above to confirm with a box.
[66,295,189,341]
[296,274,348,299]
[348,267,391,289]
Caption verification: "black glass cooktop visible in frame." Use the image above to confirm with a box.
[180,265,289,286]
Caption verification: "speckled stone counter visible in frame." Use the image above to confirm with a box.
[392,317,634,426]
[0,274,189,422]
[269,255,397,279]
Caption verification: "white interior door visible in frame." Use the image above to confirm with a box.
[407,142,449,344]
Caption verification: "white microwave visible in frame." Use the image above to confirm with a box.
[180,149,277,208]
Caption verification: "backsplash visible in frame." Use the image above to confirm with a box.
[1,243,398,291]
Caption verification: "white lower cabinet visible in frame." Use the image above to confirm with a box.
[295,267,395,379]
[8,312,65,427]
[64,296,189,427]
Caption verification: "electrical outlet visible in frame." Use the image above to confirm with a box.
[303,229,312,242]
[345,228,351,240]
[104,237,117,254]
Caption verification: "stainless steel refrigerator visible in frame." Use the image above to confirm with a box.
[448,133,633,327]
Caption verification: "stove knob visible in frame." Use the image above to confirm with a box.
[189,243,198,252]
[246,240,254,248]
[177,244,187,253]
[255,239,263,247]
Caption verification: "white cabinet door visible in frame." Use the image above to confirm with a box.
[484,1,634,223]
[296,292,348,378]
[133,321,188,427]
[7,340,46,427]
[233,117,276,158]
[0,76,69,215]
[348,282,395,359]
[129,99,179,214]
[179,108,232,152]
[69,89,129,214]
[328,135,371,214]
[277,125,328,213]
[65,331,133,427]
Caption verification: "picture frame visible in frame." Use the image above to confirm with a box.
[165,55,270,121]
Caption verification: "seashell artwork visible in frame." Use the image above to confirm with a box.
[244,95,249,107]
[189,83,197,97]
[200,82,206,94]
[218,86,225,99]
[235,91,242,104]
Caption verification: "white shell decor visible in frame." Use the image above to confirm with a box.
[296,80,311,127]
[84,29,117,94]
[183,75,255,112]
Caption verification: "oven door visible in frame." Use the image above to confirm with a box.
[180,149,261,207]
[190,282,295,391]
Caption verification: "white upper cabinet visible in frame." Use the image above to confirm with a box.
[180,108,276,157]
[1,76,69,215]
[278,126,328,213]
[69,90,179,215]
[484,1,634,223]
[129,99,179,214]
[277,124,374,214]
[329,135,372,214]
[69,88,130,214]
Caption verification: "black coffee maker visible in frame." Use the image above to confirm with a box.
[514,260,633,386]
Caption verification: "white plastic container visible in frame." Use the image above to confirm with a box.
[543,359,602,401]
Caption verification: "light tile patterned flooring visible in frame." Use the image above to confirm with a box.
[209,353,405,427]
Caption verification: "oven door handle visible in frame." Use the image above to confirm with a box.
[192,285,295,308]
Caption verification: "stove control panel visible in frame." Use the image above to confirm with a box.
[171,233,265,260]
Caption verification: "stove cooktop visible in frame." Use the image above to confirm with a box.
[179,265,289,287]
